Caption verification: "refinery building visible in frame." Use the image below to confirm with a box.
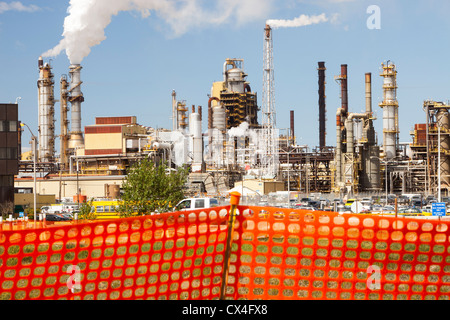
[10,25,450,210]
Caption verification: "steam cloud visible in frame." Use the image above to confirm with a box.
[266,13,329,29]
[43,0,271,64]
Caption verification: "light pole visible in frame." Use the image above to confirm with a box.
[20,123,37,222]
[438,126,441,202]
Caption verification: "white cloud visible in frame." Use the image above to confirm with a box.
[43,0,274,64]
[0,1,40,14]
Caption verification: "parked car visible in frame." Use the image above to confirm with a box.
[45,214,72,221]
[398,207,423,216]
[294,205,316,211]
[398,195,409,204]
[381,205,395,213]
[173,197,219,211]
[299,197,312,206]
[421,207,433,216]
[345,199,356,207]
[308,200,321,209]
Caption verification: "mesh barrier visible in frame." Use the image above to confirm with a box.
[0,206,231,300]
[227,206,450,300]
[1,205,450,300]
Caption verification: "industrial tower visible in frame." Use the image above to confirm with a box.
[262,24,278,178]
[68,64,85,151]
[379,61,399,159]
[37,57,56,163]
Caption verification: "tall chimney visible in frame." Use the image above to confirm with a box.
[318,61,326,149]
[37,56,56,162]
[365,73,372,114]
[68,64,84,150]
[341,64,348,115]
[290,110,295,145]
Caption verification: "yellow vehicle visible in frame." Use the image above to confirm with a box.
[345,199,355,207]
[90,200,123,219]
[421,207,433,216]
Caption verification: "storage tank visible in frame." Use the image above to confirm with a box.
[105,184,120,199]
[213,104,226,131]
[189,112,202,139]
[152,141,171,150]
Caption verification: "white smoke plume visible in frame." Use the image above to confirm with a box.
[266,13,329,29]
[43,0,271,64]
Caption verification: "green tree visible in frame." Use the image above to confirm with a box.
[78,199,96,220]
[118,159,188,217]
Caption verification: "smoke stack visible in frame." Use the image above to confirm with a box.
[37,57,56,162]
[318,61,326,149]
[290,110,295,145]
[172,90,177,131]
[68,64,84,150]
[365,73,372,114]
[265,24,271,39]
[340,64,348,114]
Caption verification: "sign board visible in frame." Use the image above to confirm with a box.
[351,201,363,214]
[432,202,446,216]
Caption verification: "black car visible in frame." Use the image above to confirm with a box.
[45,214,72,221]
[308,200,321,209]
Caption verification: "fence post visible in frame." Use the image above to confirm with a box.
[220,191,241,300]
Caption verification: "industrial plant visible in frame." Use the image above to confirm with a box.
[10,24,450,211]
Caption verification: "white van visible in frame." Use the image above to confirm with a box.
[174,198,219,211]
[40,204,78,214]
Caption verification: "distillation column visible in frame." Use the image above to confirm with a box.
[437,109,450,191]
[189,106,203,172]
[68,64,84,150]
[37,56,56,162]
[379,61,399,159]
[60,75,70,167]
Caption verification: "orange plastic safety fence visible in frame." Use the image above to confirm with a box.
[0,206,231,300]
[2,205,450,300]
[225,206,450,300]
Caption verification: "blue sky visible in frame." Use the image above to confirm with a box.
[1,0,450,152]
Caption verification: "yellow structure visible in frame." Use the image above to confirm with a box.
[84,116,148,156]
[211,59,259,130]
